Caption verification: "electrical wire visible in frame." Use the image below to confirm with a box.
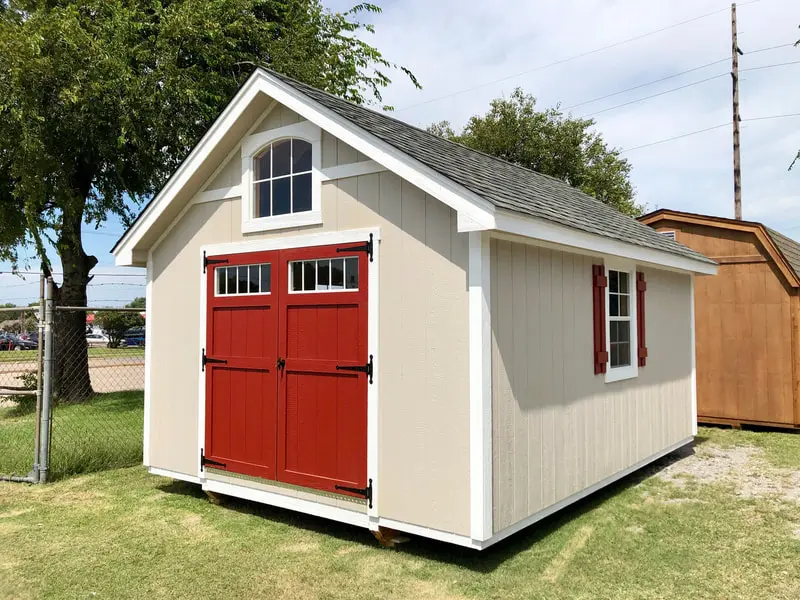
[394,0,763,112]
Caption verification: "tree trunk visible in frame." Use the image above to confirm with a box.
[53,209,97,403]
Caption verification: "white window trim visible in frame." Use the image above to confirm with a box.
[604,259,639,383]
[214,263,273,297]
[241,120,323,234]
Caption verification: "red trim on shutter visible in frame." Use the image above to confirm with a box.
[636,271,647,367]
[592,264,608,374]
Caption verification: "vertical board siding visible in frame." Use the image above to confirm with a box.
[491,241,694,533]
[151,114,471,535]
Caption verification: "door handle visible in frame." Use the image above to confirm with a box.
[276,357,285,370]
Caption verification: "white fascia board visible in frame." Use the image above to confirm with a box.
[113,78,265,265]
[493,211,718,276]
[252,70,496,230]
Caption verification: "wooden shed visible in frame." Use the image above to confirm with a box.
[112,69,716,549]
[640,209,800,430]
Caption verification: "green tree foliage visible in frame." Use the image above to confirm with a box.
[95,299,146,349]
[0,0,416,400]
[428,89,642,216]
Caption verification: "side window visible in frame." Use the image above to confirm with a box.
[608,270,632,368]
[216,263,271,296]
[594,262,640,383]
[289,257,359,293]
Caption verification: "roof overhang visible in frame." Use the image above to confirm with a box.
[113,70,716,276]
[640,209,797,285]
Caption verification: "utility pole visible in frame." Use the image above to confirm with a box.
[731,3,743,220]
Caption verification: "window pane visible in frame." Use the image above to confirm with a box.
[331,258,344,289]
[610,320,618,343]
[618,271,629,294]
[609,270,619,293]
[292,173,312,213]
[291,262,303,291]
[272,140,291,177]
[272,177,291,216]
[217,268,226,295]
[260,263,271,293]
[613,321,630,344]
[303,261,316,291]
[610,294,619,317]
[227,268,237,295]
[317,259,330,290]
[248,265,260,293]
[619,295,629,317]
[345,257,359,289]
[254,148,270,180]
[611,342,631,367]
[255,181,271,217]
[293,140,312,173]
[238,266,249,294]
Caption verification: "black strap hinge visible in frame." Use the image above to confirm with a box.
[203,251,229,273]
[335,354,373,384]
[335,478,372,508]
[336,233,373,262]
[200,449,226,471]
[202,349,228,372]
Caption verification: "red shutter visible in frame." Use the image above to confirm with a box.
[592,264,608,374]
[636,271,648,367]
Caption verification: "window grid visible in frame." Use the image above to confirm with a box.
[608,269,632,368]
[215,263,272,296]
[289,257,359,293]
[253,139,312,219]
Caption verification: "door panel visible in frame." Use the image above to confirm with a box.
[276,244,369,498]
[204,251,279,481]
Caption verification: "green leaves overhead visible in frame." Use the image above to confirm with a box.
[429,89,642,217]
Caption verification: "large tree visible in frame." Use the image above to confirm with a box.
[0,0,417,401]
[429,89,641,216]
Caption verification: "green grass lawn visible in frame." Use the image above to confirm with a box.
[0,346,144,363]
[0,426,798,599]
[0,391,143,479]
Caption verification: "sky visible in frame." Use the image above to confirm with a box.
[1,0,797,306]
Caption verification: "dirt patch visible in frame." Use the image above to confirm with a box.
[282,540,320,554]
[0,508,32,519]
[180,513,216,541]
[656,444,800,503]
[0,521,24,536]
[542,526,594,583]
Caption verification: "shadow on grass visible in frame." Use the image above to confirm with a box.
[156,443,695,572]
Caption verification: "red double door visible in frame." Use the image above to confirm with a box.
[203,242,369,500]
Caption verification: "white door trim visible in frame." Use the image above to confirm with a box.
[197,227,381,522]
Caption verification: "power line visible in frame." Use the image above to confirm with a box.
[740,59,800,73]
[619,113,800,153]
[82,229,124,237]
[394,0,762,112]
[0,271,144,277]
[564,43,795,112]
[583,73,728,117]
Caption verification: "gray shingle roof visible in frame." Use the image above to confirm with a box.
[765,227,800,278]
[266,68,714,266]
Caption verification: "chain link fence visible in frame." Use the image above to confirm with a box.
[0,278,144,482]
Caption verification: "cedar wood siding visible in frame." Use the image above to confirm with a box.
[490,238,694,533]
[652,221,798,427]
[149,106,472,536]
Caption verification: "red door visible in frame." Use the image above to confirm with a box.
[276,244,369,499]
[204,250,279,480]
[203,242,369,500]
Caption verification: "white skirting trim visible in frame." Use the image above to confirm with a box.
[483,436,694,549]
[148,466,202,484]
[202,479,369,529]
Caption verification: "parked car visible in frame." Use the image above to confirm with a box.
[123,327,146,347]
[86,332,110,348]
[0,333,37,351]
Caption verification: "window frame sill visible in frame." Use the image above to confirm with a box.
[604,363,638,384]
[242,210,323,234]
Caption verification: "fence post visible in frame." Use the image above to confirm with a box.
[38,277,55,484]
[32,275,45,480]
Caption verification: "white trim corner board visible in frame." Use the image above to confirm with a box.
[690,276,698,436]
[143,253,154,467]
[468,231,492,541]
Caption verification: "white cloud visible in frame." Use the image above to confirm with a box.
[334,0,800,232]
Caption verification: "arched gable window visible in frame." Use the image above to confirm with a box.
[253,138,313,218]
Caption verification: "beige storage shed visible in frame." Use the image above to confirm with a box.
[112,68,716,549]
